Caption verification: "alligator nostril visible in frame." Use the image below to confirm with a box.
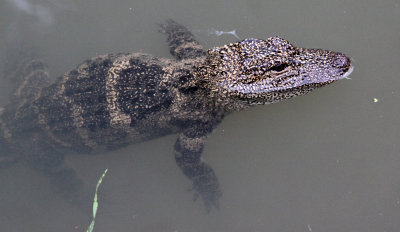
[332,53,351,69]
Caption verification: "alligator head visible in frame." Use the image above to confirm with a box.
[199,37,353,105]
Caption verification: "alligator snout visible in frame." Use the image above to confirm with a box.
[332,53,351,70]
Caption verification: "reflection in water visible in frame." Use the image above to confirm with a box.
[208,28,240,39]
[6,0,55,26]
[5,0,76,27]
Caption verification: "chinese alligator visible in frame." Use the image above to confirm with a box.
[0,20,353,211]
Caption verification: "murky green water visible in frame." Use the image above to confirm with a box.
[1,0,400,231]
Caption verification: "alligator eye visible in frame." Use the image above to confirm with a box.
[270,63,288,72]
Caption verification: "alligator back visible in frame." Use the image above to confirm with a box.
[0,53,178,156]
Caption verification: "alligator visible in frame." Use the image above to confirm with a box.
[0,20,353,211]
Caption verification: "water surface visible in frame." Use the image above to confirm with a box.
[0,0,399,231]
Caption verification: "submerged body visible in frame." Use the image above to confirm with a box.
[0,20,352,210]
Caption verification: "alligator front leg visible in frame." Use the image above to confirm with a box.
[174,132,221,211]
[159,19,205,60]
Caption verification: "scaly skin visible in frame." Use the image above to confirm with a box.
[0,20,352,211]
